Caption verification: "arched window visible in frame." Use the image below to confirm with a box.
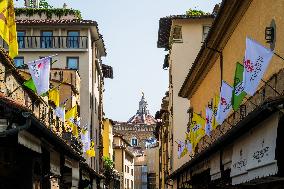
[131,137,138,146]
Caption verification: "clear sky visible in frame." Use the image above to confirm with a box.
[15,0,221,122]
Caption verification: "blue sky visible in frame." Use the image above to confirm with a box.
[15,0,221,121]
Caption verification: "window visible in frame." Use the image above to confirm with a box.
[67,57,79,70]
[125,165,127,172]
[127,166,129,173]
[172,25,182,42]
[131,169,133,176]
[17,31,25,48]
[67,31,80,48]
[14,57,24,68]
[131,137,138,146]
[202,26,211,42]
[131,180,133,189]
[41,31,53,48]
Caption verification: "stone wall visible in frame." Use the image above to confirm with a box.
[114,123,156,149]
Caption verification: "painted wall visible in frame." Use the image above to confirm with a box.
[190,0,284,118]
[169,18,213,172]
[15,24,105,173]
[124,151,135,189]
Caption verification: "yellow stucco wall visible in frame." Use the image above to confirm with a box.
[190,0,284,117]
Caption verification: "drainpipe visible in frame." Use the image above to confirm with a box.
[0,112,32,137]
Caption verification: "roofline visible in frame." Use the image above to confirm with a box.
[157,14,215,49]
[178,0,252,98]
[16,19,107,57]
[125,148,135,158]
[113,134,131,147]
[167,97,284,179]
[0,96,83,161]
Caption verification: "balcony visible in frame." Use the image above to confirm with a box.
[1,36,89,51]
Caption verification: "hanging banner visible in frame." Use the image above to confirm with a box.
[28,57,51,95]
[216,81,233,125]
[55,106,65,122]
[232,62,247,111]
[190,113,206,150]
[205,107,214,136]
[177,140,185,159]
[212,95,219,130]
[243,37,273,96]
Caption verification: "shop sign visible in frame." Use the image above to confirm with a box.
[231,113,278,185]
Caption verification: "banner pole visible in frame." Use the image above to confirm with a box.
[274,52,284,61]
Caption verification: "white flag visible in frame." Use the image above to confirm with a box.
[216,81,233,125]
[28,57,51,95]
[243,37,273,96]
[55,106,65,122]
[205,107,213,136]
[81,130,90,153]
[177,141,185,159]
[75,117,81,127]
[186,140,192,154]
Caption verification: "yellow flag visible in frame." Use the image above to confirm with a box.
[65,105,77,122]
[180,144,188,158]
[65,105,79,137]
[190,113,206,151]
[0,0,18,58]
[212,95,220,130]
[86,141,95,157]
[72,124,79,138]
[48,88,60,107]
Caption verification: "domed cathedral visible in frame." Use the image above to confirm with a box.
[113,93,157,155]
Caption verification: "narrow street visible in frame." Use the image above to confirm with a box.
[1,0,284,189]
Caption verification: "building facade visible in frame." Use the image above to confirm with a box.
[4,5,113,183]
[114,94,156,153]
[113,94,158,188]
[154,92,170,189]
[113,134,135,189]
[157,12,214,188]
[0,45,105,189]
[165,0,284,188]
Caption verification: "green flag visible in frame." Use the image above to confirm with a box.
[232,62,247,111]
[23,78,36,92]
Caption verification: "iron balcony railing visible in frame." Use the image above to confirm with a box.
[7,36,88,49]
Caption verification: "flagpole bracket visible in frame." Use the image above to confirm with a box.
[205,43,224,82]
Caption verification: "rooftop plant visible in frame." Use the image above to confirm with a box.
[186,8,208,16]
[15,8,82,20]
